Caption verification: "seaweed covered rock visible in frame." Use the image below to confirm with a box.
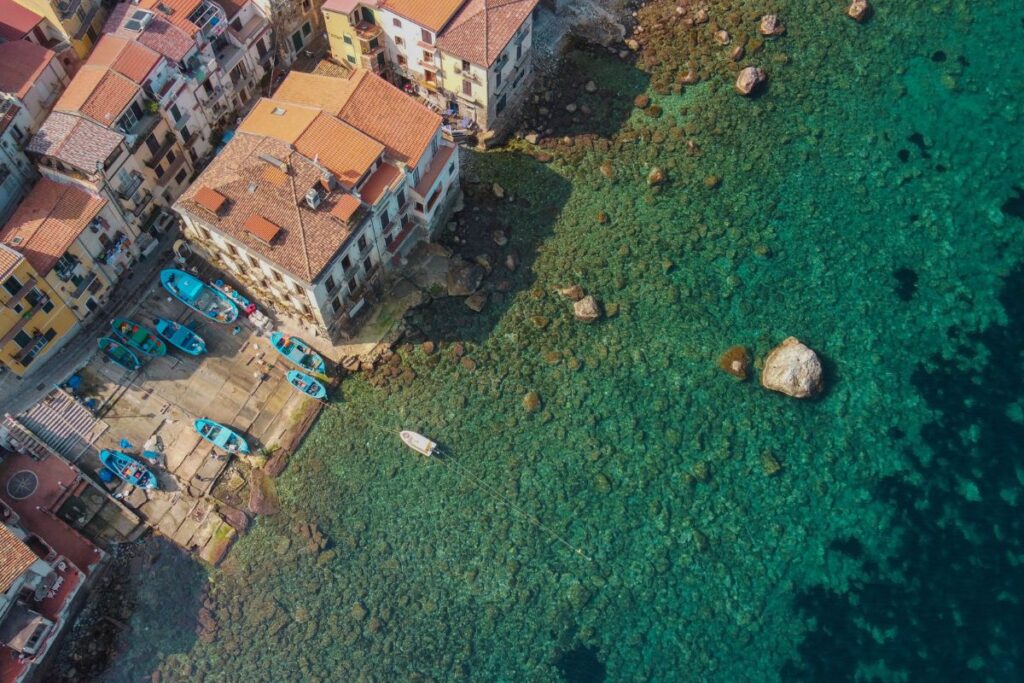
[718,345,751,380]
[847,0,871,22]
[573,296,602,323]
[761,337,824,398]
[446,260,484,296]
[248,469,279,515]
[735,67,767,96]
[759,14,786,37]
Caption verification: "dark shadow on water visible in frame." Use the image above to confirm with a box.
[405,150,572,347]
[556,644,606,683]
[781,261,1024,681]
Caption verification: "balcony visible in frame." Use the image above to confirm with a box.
[103,232,131,267]
[124,113,161,153]
[189,1,228,42]
[144,133,176,168]
[57,0,82,21]
[156,155,186,186]
[173,111,193,131]
[70,271,97,299]
[130,190,153,216]
[4,278,38,310]
[72,3,104,40]
[354,21,381,40]
[116,172,144,200]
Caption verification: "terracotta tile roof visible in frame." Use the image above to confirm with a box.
[380,0,464,32]
[272,72,359,114]
[238,98,320,144]
[437,0,538,67]
[359,161,400,205]
[0,243,23,281]
[0,177,108,275]
[217,0,248,18]
[177,133,375,282]
[106,4,195,64]
[56,65,141,127]
[294,113,383,189]
[139,0,202,35]
[243,214,280,243]
[88,35,161,84]
[0,524,37,594]
[0,41,57,100]
[0,0,42,42]
[337,70,441,166]
[28,111,124,172]
[331,193,362,223]
[195,186,226,213]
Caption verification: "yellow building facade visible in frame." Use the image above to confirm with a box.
[323,1,386,74]
[11,0,108,59]
[0,245,79,377]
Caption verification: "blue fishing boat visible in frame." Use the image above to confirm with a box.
[160,268,239,324]
[270,332,326,375]
[286,370,327,400]
[155,318,207,356]
[99,449,159,490]
[194,418,250,455]
[98,337,141,371]
[214,279,257,316]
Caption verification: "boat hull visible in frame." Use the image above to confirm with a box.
[270,331,326,375]
[400,430,437,457]
[155,318,207,356]
[286,370,327,400]
[194,418,250,454]
[98,337,141,371]
[161,268,239,324]
[111,318,168,356]
[100,449,159,490]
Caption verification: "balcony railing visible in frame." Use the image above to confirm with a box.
[144,133,176,168]
[124,112,161,152]
[117,172,144,200]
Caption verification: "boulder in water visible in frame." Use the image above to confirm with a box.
[573,296,602,323]
[759,14,786,37]
[718,345,751,380]
[761,337,824,398]
[735,67,767,96]
[446,260,484,296]
[847,0,871,22]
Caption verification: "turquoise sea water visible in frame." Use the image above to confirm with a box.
[87,1,1024,681]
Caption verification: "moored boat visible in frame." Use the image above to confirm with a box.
[155,318,207,356]
[111,318,167,356]
[270,332,326,375]
[161,268,239,324]
[99,449,159,489]
[98,337,141,371]
[214,279,257,316]
[400,430,438,457]
[194,418,250,454]
[286,370,327,400]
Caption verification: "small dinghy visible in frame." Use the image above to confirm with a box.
[400,430,439,457]
[111,318,167,356]
[270,332,326,375]
[214,279,257,316]
[194,418,250,455]
[286,370,327,400]
[155,318,206,356]
[161,268,239,324]
[100,449,159,490]
[98,337,141,371]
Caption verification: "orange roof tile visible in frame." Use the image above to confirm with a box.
[0,0,43,42]
[194,186,227,213]
[243,214,281,243]
[381,0,464,32]
[0,177,107,275]
[272,72,360,114]
[87,36,162,84]
[438,0,539,67]
[0,524,37,593]
[139,0,202,35]
[56,65,140,127]
[0,41,56,100]
[331,193,362,223]
[0,243,23,280]
[294,113,383,189]
[337,70,441,166]
[359,162,400,205]
[238,98,320,144]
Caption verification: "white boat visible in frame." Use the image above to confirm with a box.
[400,430,437,457]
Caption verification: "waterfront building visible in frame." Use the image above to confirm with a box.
[174,68,460,339]
[0,41,72,133]
[6,0,109,61]
[0,244,78,377]
[0,103,37,226]
[0,177,138,331]
[0,0,82,77]
[322,0,539,138]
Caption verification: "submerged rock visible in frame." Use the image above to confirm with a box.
[735,67,767,96]
[446,260,484,296]
[847,0,871,22]
[522,391,542,412]
[761,337,824,398]
[718,346,751,380]
[647,167,666,186]
[573,296,602,323]
[761,452,783,476]
[465,292,488,312]
[248,469,279,515]
[492,183,505,199]
[558,284,585,301]
[759,14,786,37]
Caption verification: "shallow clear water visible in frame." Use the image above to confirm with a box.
[95,1,1024,681]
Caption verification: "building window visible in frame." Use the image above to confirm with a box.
[496,93,508,114]
[302,21,312,36]
[392,17,401,27]
[426,186,441,211]
[463,79,472,96]
[248,255,259,268]
[13,331,31,348]
[347,55,356,64]
[341,255,351,270]
[42,299,54,313]
[357,235,368,253]
[145,134,160,154]
[343,35,352,44]
[167,150,176,164]
[362,255,373,273]
[395,36,403,46]
[302,0,310,11]
[448,162,455,176]
[86,297,97,311]
[293,282,303,295]
[495,72,502,89]
[170,104,182,122]
[517,42,523,60]
[379,208,390,230]
[462,59,470,71]
[175,169,188,184]
[384,231,394,247]
[2,276,22,296]
[324,275,336,292]
[331,297,342,312]
[272,270,283,282]
[227,243,239,257]
[347,277,357,293]
[420,29,431,44]
[397,54,406,66]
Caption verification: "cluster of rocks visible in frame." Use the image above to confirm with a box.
[718,337,825,399]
